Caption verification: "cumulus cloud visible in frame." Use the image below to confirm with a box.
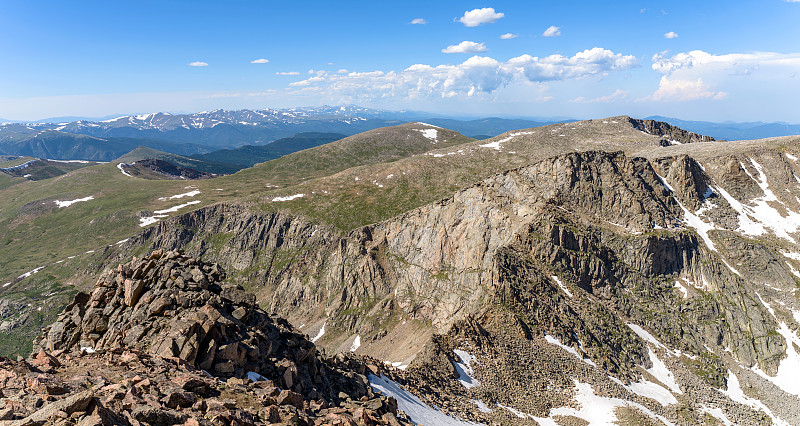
[644,49,800,103]
[649,76,726,101]
[652,50,800,74]
[410,18,427,24]
[542,26,561,37]
[188,61,208,67]
[508,47,638,81]
[456,7,504,27]
[571,89,628,103]
[442,41,488,54]
[250,58,270,64]
[275,71,300,75]
[283,48,638,100]
[500,33,518,39]
[664,32,679,39]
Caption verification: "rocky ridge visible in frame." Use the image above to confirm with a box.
[121,159,216,180]
[0,250,412,425]
[6,118,800,424]
[96,146,800,424]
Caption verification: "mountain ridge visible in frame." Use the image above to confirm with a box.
[4,116,800,425]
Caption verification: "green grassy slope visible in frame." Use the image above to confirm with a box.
[0,123,473,282]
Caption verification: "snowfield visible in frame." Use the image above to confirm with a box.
[452,349,480,388]
[368,374,477,426]
[272,194,305,202]
[54,196,94,208]
[159,190,200,200]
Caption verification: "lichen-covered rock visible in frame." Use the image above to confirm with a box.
[30,251,411,425]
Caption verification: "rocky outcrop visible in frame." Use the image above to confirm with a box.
[0,348,405,425]
[628,118,716,144]
[78,147,800,424]
[25,250,412,425]
[128,159,216,180]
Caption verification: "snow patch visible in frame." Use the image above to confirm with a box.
[645,348,682,394]
[139,216,167,227]
[699,404,734,426]
[676,198,717,251]
[551,275,573,297]
[471,400,492,413]
[720,370,788,426]
[625,379,677,406]
[498,404,528,418]
[117,163,133,177]
[54,196,94,208]
[533,381,674,426]
[272,194,305,202]
[452,349,480,388]
[350,335,361,352]
[246,371,267,382]
[786,153,798,161]
[416,128,439,142]
[478,131,533,151]
[751,296,800,398]
[18,266,46,280]
[311,322,326,343]
[368,374,477,425]
[159,190,200,200]
[674,281,688,298]
[545,335,596,367]
[710,159,800,242]
[154,200,201,214]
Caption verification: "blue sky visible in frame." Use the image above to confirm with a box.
[1,1,799,122]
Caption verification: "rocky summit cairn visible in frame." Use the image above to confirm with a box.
[0,250,410,425]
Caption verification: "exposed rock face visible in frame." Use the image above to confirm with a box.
[24,250,412,425]
[104,151,791,373]
[0,348,406,425]
[629,118,716,144]
[86,146,800,425]
[126,159,215,180]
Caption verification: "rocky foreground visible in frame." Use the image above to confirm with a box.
[0,250,411,425]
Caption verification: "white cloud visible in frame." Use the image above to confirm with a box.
[649,76,726,101]
[250,58,270,64]
[652,50,800,74]
[571,89,628,103]
[188,61,208,67]
[500,33,518,40]
[644,49,800,104]
[289,76,326,86]
[542,26,561,37]
[337,69,348,74]
[275,71,300,75]
[508,47,638,81]
[664,32,679,39]
[442,41,488,54]
[410,18,427,24]
[283,48,637,100]
[456,8,504,27]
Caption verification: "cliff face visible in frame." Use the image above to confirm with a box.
[89,141,800,424]
[629,117,717,144]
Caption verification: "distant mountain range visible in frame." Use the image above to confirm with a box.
[1,106,799,163]
[646,116,800,141]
